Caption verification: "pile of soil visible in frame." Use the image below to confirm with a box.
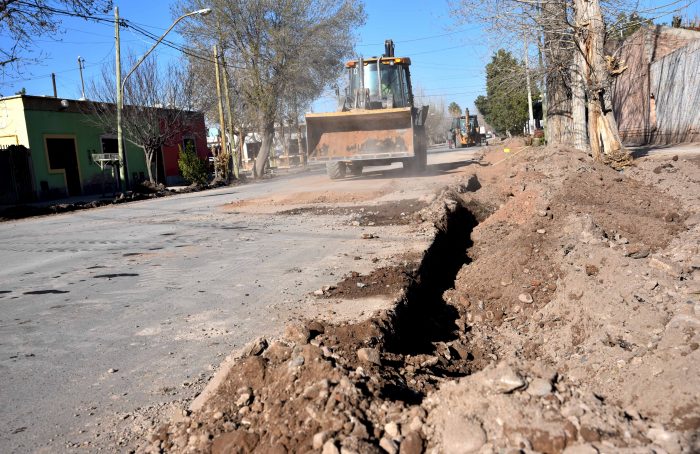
[142,145,699,453]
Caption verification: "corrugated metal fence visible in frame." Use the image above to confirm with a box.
[650,39,700,143]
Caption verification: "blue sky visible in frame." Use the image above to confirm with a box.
[1,0,697,117]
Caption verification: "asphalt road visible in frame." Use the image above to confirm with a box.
[0,146,480,452]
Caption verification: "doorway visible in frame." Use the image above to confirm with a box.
[155,148,166,184]
[45,137,81,196]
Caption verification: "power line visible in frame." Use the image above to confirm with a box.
[357,26,481,47]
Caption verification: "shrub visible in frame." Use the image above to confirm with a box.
[178,142,208,185]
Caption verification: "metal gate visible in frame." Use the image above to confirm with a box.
[0,145,35,204]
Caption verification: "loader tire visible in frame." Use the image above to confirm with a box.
[326,161,346,180]
[349,163,363,177]
[416,146,427,171]
[403,154,426,174]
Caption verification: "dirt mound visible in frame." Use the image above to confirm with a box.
[143,144,700,453]
[278,200,429,226]
[317,265,416,299]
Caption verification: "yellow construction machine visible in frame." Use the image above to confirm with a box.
[306,40,429,179]
[452,109,482,147]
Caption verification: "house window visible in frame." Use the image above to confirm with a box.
[183,137,196,153]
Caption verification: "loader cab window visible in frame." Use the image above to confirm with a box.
[348,62,410,108]
[459,118,467,133]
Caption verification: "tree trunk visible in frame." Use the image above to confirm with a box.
[254,120,274,178]
[571,49,588,151]
[239,125,245,170]
[575,0,631,168]
[294,111,305,166]
[144,148,155,183]
[542,0,573,145]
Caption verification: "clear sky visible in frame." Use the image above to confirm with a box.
[0,0,697,118]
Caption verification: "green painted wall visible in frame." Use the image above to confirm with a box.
[23,109,147,197]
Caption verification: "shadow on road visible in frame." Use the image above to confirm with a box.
[344,158,488,181]
[629,144,676,159]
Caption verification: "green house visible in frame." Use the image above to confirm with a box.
[0,94,207,203]
[0,94,151,202]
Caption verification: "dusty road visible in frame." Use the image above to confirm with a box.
[0,146,481,452]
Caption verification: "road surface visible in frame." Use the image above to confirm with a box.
[0,146,481,452]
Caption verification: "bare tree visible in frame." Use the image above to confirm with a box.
[415,88,450,145]
[174,0,366,178]
[87,56,196,184]
[0,0,112,76]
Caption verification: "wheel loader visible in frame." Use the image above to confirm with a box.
[452,108,481,147]
[305,40,429,179]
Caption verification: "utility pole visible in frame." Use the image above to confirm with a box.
[51,73,57,98]
[524,36,534,135]
[221,59,239,179]
[213,45,227,180]
[115,6,128,191]
[78,56,86,100]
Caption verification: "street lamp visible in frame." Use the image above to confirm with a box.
[114,7,211,190]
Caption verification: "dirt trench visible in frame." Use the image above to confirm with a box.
[143,194,486,453]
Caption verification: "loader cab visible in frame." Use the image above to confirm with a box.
[344,57,413,110]
[451,115,478,134]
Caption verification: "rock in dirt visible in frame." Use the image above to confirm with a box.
[399,431,423,454]
[487,364,527,393]
[244,337,268,356]
[357,347,381,365]
[518,293,533,304]
[384,421,400,439]
[211,430,259,453]
[441,416,486,454]
[284,323,311,344]
[313,431,330,449]
[647,426,682,454]
[457,174,481,193]
[322,439,340,454]
[626,245,650,259]
[379,437,398,454]
[526,378,552,396]
[563,444,599,454]
[585,264,599,276]
[236,388,253,407]
[288,355,304,368]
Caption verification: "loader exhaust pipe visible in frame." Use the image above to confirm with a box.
[384,39,394,58]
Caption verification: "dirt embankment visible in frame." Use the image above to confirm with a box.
[142,145,700,454]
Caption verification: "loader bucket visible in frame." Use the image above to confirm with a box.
[306,107,415,162]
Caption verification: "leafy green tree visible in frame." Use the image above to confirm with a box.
[448,101,462,117]
[474,49,537,136]
[178,142,208,185]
